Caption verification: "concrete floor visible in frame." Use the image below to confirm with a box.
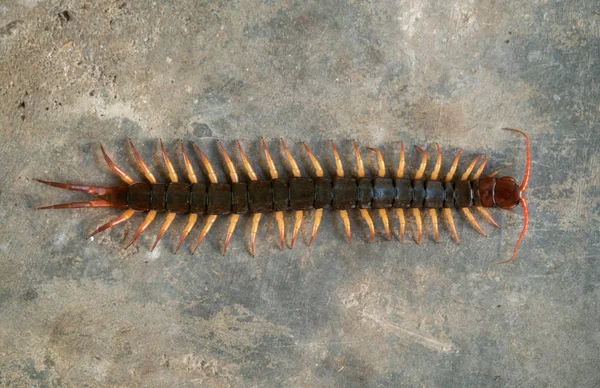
[1,0,599,386]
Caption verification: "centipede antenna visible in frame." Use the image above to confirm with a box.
[236,141,258,181]
[414,146,427,180]
[488,164,512,178]
[100,144,134,185]
[442,208,459,243]
[472,155,487,180]
[159,139,179,183]
[331,141,344,177]
[191,215,217,254]
[476,206,500,228]
[262,138,279,179]
[378,209,391,241]
[502,128,530,192]
[395,208,406,242]
[354,141,365,178]
[89,209,135,238]
[460,155,481,181]
[302,143,324,177]
[290,210,303,248]
[367,147,386,177]
[126,210,157,248]
[192,143,217,184]
[223,214,239,254]
[428,209,439,243]
[430,144,442,180]
[499,196,528,264]
[308,208,323,246]
[33,179,122,197]
[275,212,285,250]
[359,209,375,243]
[175,213,198,253]
[461,208,487,237]
[412,208,422,244]
[250,213,262,256]
[396,142,405,178]
[152,212,176,251]
[445,149,462,182]
[339,210,352,244]
[128,139,157,184]
[36,199,114,210]
[181,142,198,184]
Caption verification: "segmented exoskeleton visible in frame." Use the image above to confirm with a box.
[36,128,530,263]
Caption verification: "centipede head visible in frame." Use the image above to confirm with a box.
[494,176,521,210]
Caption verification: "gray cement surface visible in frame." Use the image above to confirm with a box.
[1,0,599,386]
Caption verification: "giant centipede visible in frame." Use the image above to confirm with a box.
[35,128,530,263]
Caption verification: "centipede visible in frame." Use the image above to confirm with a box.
[35,128,530,263]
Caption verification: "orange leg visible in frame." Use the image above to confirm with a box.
[428,209,439,243]
[444,149,462,182]
[430,144,442,180]
[237,141,258,181]
[488,164,511,178]
[34,179,121,197]
[261,138,279,179]
[331,141,344,177]
[217,140,239,183]
[359,209,375,243]
[460,155,481,181]
[303,142,324,177]
[152,212,176,251]
[250,213,262,257]
[181,142,198,183]
[275,212,285,250]
[89,209,135,238]
[461,208,487,237]
[281,139,301,177]
[476,206,500,228]
[308,208,323,246]
[414,146,428,180]
[126,210,157,248]
[223,214,240,255]
[192,143,218,183]
[354,141,365,178]
[412,208,423,244]
[395,208,406,242]
[159,139,179,182]
[128,139,157,184]
[396,142,405,178]
[367,148,386,177]
[100,144,134,185]
[37,199,114,210]
[378,209,391,241]
[291,210,303,248]
[191,214,217,254]
[175,213,198,253]
[472,155,487,180]
[339,210,351,244]
[442,208,459,244]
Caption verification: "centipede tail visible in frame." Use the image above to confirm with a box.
[36,129,531,263]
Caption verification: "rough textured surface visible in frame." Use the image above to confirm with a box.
[1,0,599,386]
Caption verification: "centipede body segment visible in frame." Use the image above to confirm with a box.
[35,128,530,263]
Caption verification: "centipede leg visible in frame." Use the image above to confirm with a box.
[159,139,179,182]
[126,210,157,248]
[460,155,481,181]
[499,196,528,264]
[378,209,391,241]
[275,212,285,250]
[487,164,511,178]
[100,144,134,185]
[339,210,352,244]
[444,149,462,182]
[359,209,375,243]
[442,208,459,244]
[89,209,136,238]
[395,208,406,242]
[175,213,198,253]
[128,139,157,183]
[250,213,262,257]
[223,214,239,255]
[36,199,114,210]
[291,211,303,248]
[472,155,487,180]
[414,146,428,180]
[461,208,487,237]
[191,215,217,254]
[34,179,120,197]
[152,212,176,251]
[428,209,439,243]
[308,208,323,246]
[430,144,442,180]
[412,208,422,244]
[476,206,500,228]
